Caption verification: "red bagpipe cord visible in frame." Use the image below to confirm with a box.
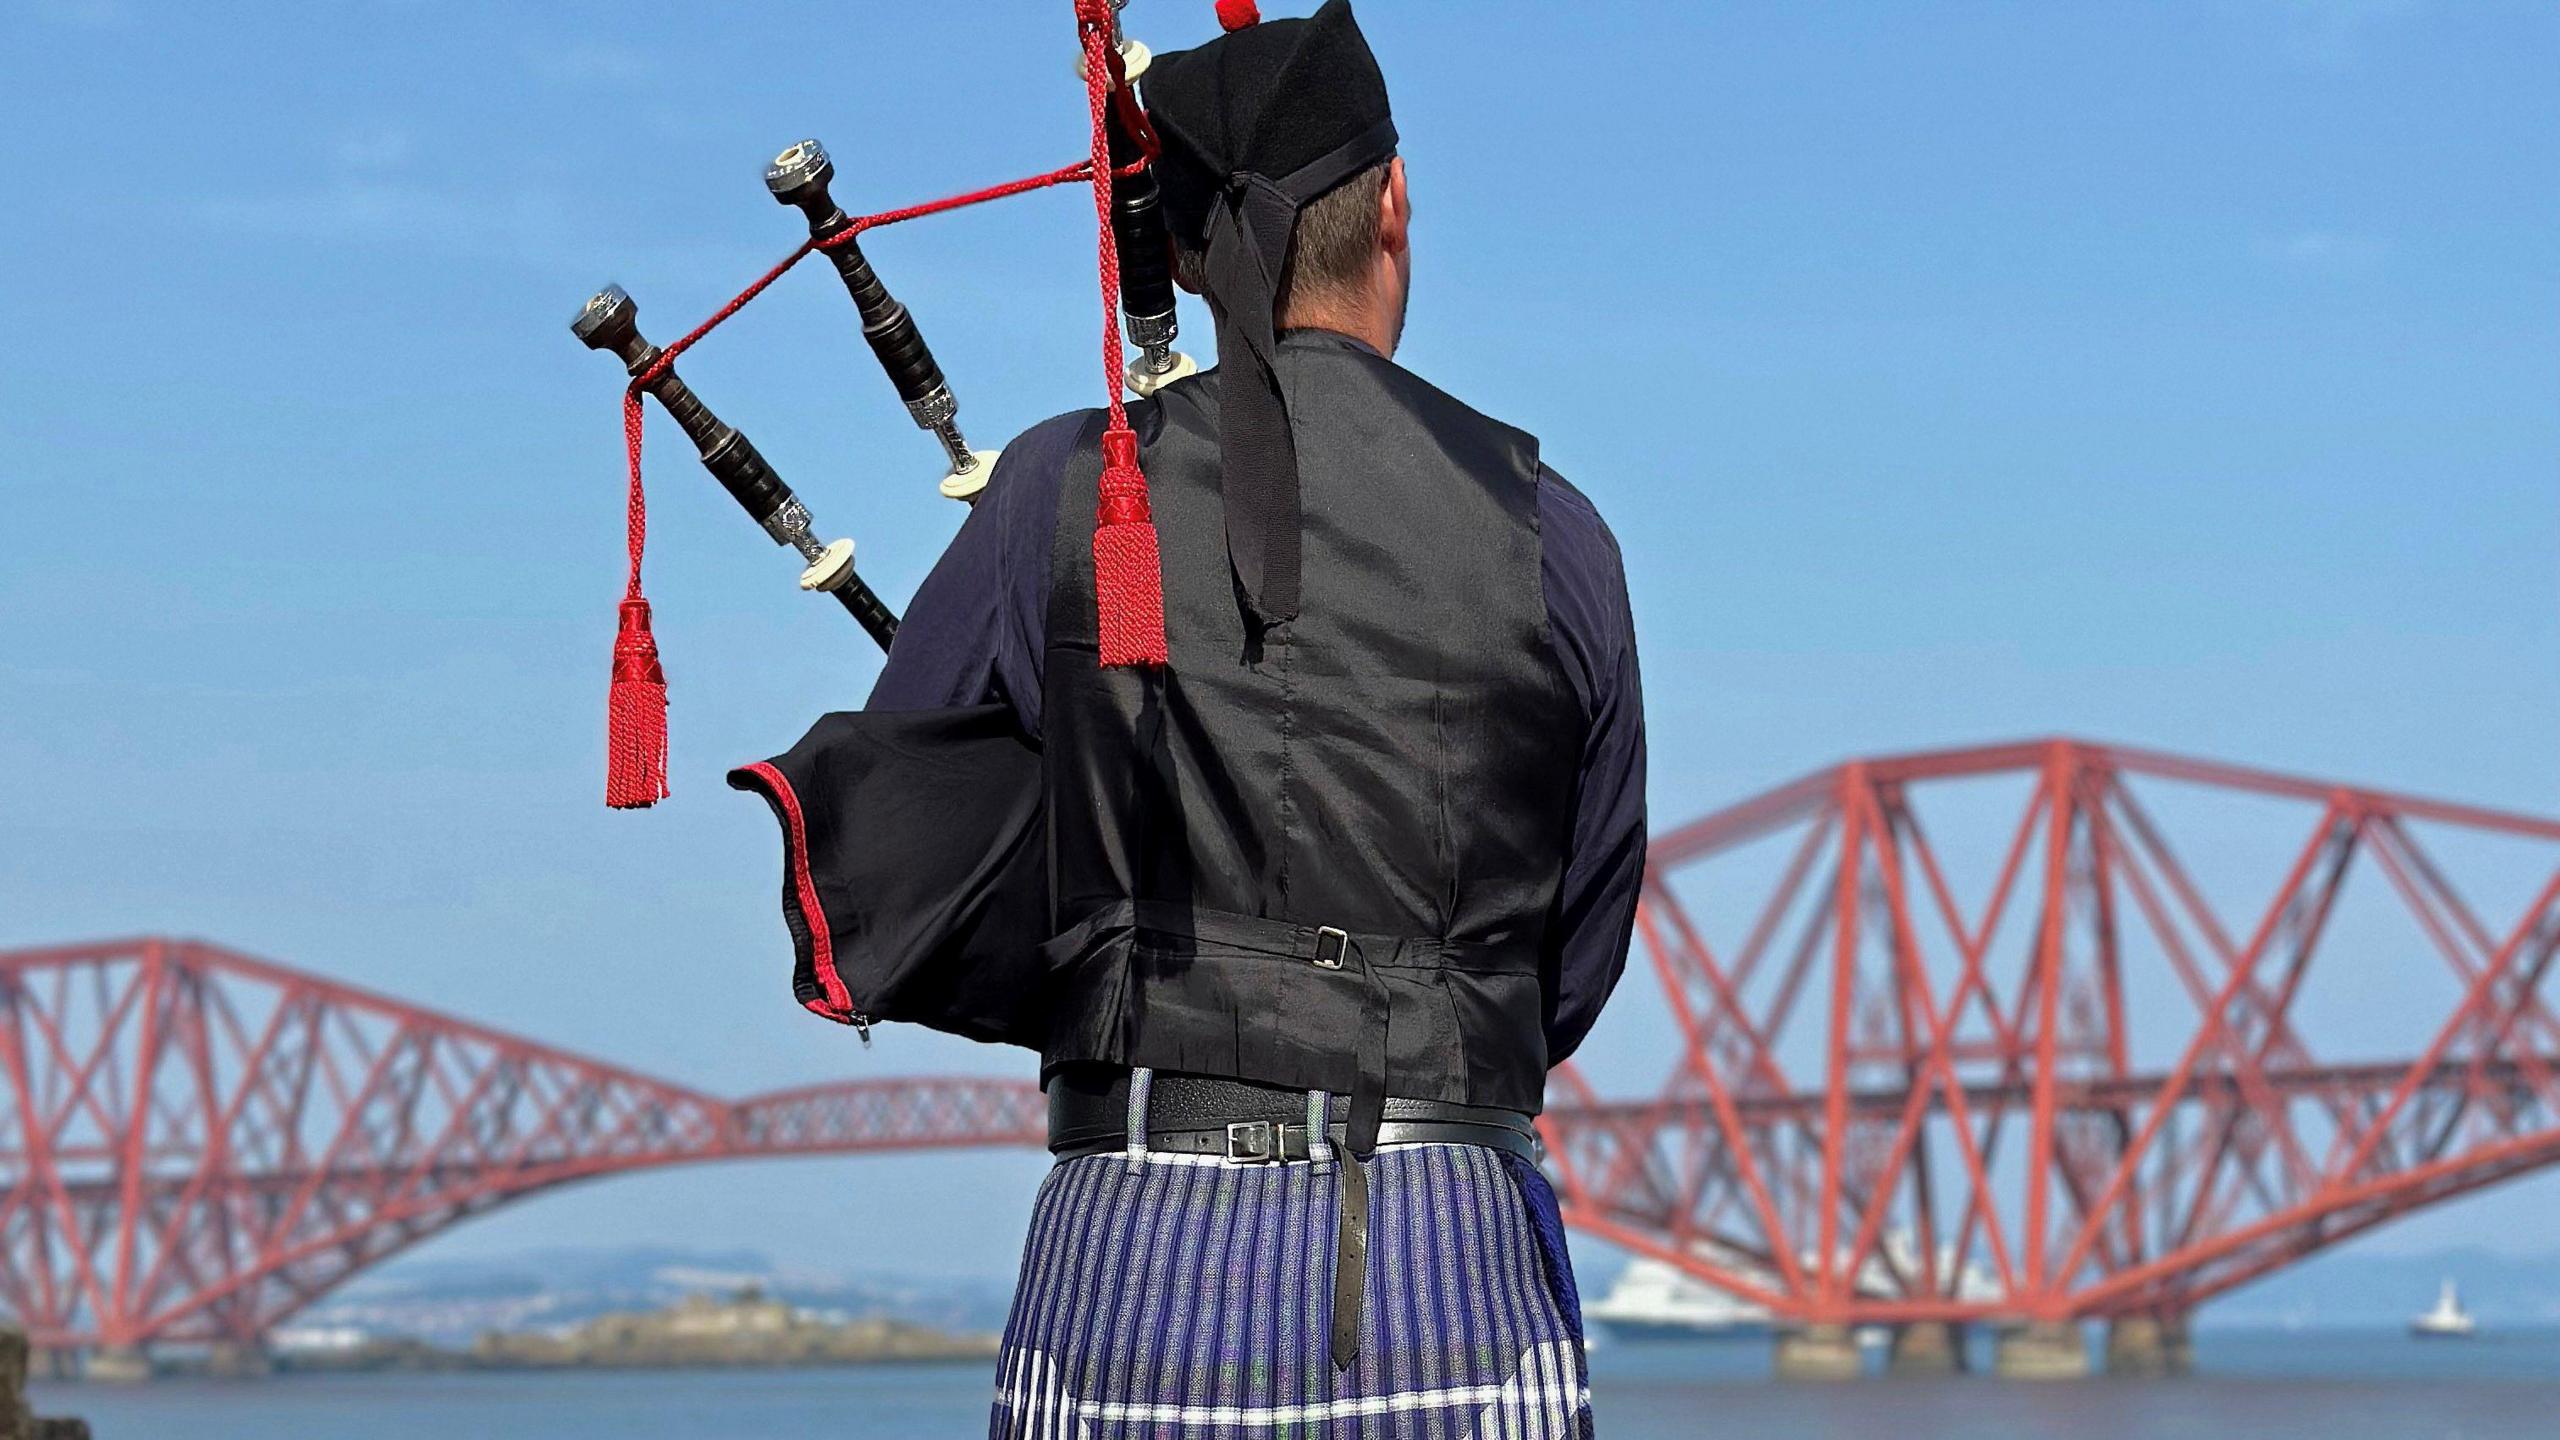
[603,4,1189,806]
[1075,0,1170,668]
[607,392,670,808]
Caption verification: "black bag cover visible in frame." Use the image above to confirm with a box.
[727,704,1048,1047]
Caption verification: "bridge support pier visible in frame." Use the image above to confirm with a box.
[84,1345,152,1384]
[2104,1314,2192,1377]
[1992,1320,2089,1380]
[206,1341,273,1379]
[1773,1323,1865,1381]
[1886,1321,1969,1376]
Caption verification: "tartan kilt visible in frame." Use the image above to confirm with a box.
[991,1142,1593,1438]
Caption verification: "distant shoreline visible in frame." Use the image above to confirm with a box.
[272,1341,1000,1378]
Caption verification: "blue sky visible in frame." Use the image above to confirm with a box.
[3,0,2554,1285]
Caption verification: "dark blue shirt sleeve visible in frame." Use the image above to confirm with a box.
[1535,465,1647,1066]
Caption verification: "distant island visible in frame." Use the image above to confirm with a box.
[286,1286,996,1374]
[285,1237,2560,1352]
[282,1242,1019,1354]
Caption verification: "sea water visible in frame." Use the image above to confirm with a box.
[32,1328,2560,1439]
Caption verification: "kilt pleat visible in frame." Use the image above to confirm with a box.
[990,1144,1592,1438]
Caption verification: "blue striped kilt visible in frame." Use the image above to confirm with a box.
[991,1142,1592,1438]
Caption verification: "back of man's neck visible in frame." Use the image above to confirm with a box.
[1279,302,1395,359]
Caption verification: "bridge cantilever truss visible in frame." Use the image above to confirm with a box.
[1542,739,2560,1331]
[0,939,1041,1351]
[5,739,2558,1352]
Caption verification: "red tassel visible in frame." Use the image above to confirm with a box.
[606,598,670,808]
[1093,428,1169,668]
[1215,0,1259,30]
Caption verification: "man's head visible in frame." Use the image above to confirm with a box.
[1143,0,1409,355]
[1176,156,1410,355]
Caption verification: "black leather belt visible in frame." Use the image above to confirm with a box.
[1045,1065,1543,1166]
[1050,1116,1542,1166]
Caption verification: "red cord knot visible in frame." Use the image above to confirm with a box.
[1092,426,1169,668]
[1097,429,1153,526]
[1216,0,1260,31]
[605,598,670,809]
[611,598,667,684]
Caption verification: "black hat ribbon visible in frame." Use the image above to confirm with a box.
[1199,116,1395,628]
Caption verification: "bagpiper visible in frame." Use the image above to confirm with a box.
[832,6,1650,1433]
[680,3,1643,1433]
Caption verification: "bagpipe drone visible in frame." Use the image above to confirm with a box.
[573,0,1237,809]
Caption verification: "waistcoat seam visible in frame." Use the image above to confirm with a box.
[1273,622,1298,914]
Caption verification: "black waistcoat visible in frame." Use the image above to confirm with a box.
[1039,332,1582,1119]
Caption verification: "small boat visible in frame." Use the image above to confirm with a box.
[2409,1278,2477,1339]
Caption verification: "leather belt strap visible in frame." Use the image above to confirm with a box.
[1333,1152,1367,1369]
[1036,900,1536,977]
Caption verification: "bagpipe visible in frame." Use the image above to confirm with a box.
[572,0,1240,809]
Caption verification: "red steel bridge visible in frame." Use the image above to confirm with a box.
[6,739,2557,1374]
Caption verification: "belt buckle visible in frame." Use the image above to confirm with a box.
[1312,926,1349,970]
[1225,1120,1312,1164]
[1226,1120,1277,1163]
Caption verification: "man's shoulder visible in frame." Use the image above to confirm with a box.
[1309,344,1627,579]
[1005,407,1107,465]
[977,408,1106,526]
[1355,351,1546,463]
[1536,465,1627,573]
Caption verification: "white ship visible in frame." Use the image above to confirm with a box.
[1586,1235,2002,1344]
[2409,1278,2477,1339]
[1584,1258,1773,1342]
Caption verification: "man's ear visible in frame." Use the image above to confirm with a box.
[1378,156,1409,258]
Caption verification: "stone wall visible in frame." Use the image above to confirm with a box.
[0,1330,91,1440]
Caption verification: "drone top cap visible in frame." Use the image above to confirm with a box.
[765,139,838,218]
[573,284,639,350]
